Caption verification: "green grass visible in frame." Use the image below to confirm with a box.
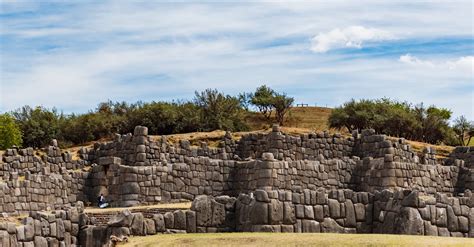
[120,232,474,247]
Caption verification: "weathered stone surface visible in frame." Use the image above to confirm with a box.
[174,210,187,230]
[269,199,283,224]
[212,200,226,226]
[144,218,156,235]
[186,211,197,233]
[192,195,212,227]
[153,214,165,232]
[396,207,424,235]
[446,206,458,232]
[254,190,270,202]
[314,205,324,222]
[108,209,133,227]
[302,220,320,233]
[131,213,145,236]
[164,212,175,229]
[250,202,269,225]
[345,200,356,227]
[34,236,48,247]
[328,199,341,219]
[321,218,344,233]
[424,221,438,236]
[283,202,296,224]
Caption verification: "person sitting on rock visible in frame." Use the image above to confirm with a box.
[98,194,109,208]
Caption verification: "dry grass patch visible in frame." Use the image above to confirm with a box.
[84,202,192,214]
[120,232,474,247]
[245,107,333,131]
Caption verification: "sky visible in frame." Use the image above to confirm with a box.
[0,0,473,120]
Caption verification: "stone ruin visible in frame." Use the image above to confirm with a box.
[0,125,473,246]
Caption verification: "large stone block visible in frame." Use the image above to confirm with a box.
[191,195,213,227]
[131,213,145,236]
[446,206,458,232]
[344,200,356,227]
[144,218,156,235]
[34,236,48,247]
[302,220,320,233]
[152,214,165,232]
[164,212,174,229]
[250,202,269,225]
[108,209,134,227]
[321,218,345,233]
[283,202,296,224]
[304,205,314,219]
[396,207,424,235]
[186,211,197,233]
[328,199,341,219]
[269,199,283,224]
[174,210,187,230]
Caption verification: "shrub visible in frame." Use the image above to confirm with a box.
[0,113,22,149]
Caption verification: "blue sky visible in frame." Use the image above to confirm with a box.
[1,1,473,119]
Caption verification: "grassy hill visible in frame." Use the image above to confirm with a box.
[245,106,333,131]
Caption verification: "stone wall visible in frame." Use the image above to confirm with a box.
[235,125,354,161]
[1,125,474,240]
[62,189,474,246]
[234,189,474,237]
[86,157,236,207]
[0,203,85,247]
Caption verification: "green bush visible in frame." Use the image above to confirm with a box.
[0,113,22,149]
[329,98,454,144]
[12,106,62,148]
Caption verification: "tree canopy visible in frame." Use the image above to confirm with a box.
[328,98,457,145]
[0,113,22,149]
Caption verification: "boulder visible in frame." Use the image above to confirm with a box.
[191,195,213,227]
[34,236,48,247]
[328,199,341,218]
[108,209,133,227]
[250,202,268,225]
[164,212,174,229]
[344,200,356,227]
[174,210,187,230]
[321,218,344,233]
[302,220,320,233]
[269,199,284,224]
[144,218,156,235]
[254,190,270,202]
[186,211,197,233]
[152,214,165,232]
[446,206,458,232]
[130,213,145,236]
[283,202,296,224]
[211,200,226,226]
[396,207,424,235]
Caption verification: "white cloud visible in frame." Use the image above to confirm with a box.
[0,1,473,119]
[447,56,474,72]
[399,54,474,73]
[399,54,435,67]
[310,26,394,53]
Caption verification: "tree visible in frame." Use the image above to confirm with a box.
[251,85,275,120]
[194,89,248,131]
[453,116,473,145]
[250,85,295,125]
[12,106,62,148]
[0,113,22,149]
[329,98,455,144]
[238,92,253,111]
[272,93,294,125]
